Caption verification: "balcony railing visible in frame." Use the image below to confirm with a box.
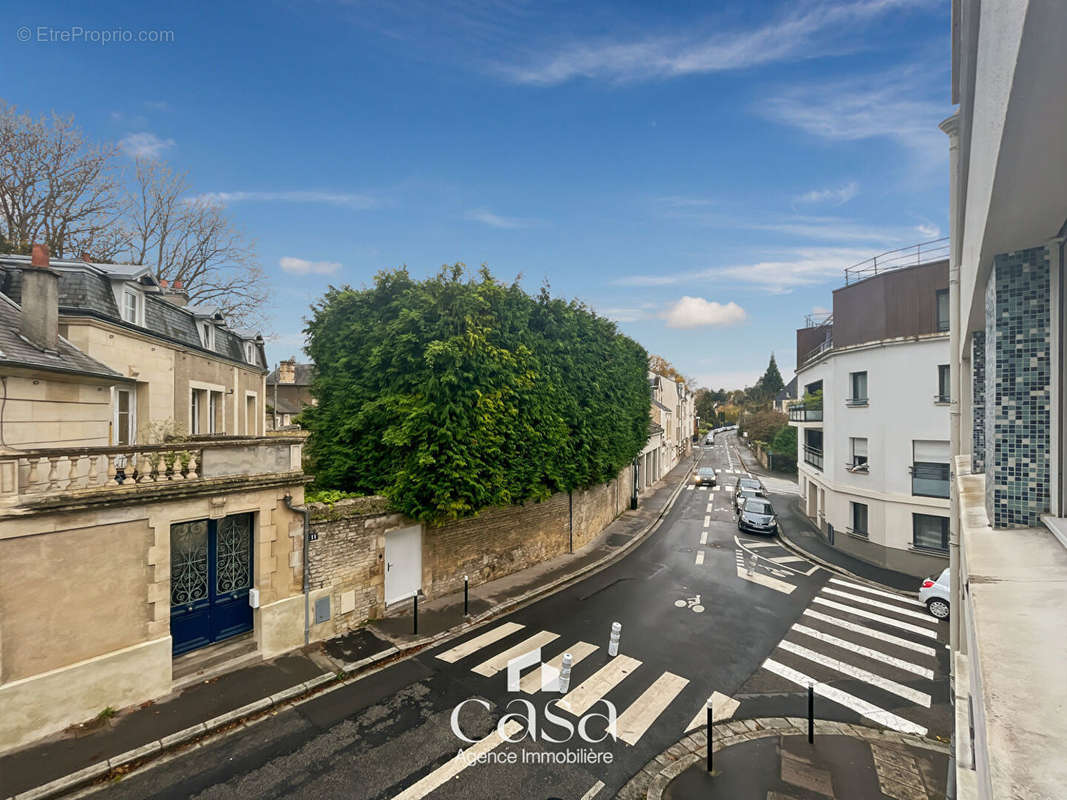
[0,436,304,507]
[911,461,950,498]
[799,337,833,366]
[843,237,950,285]
[803,445,824,471]
[789,403,823,422]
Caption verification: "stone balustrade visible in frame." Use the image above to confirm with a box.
[0,436,304,506]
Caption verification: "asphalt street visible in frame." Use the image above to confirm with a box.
[95,432,950,800]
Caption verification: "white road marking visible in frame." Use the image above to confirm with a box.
[695,550,705,565]
[703,515,711,527]
[761,658,927,735]
[392,719,524,800]
[828,577,926,607]
[790,623,934,679]
[436,622,525,663]
[706,503,714,513]
[715,468,722,473]
[519,641,598,694]
[580,781,605,800]
[686,485,694,491]
[775,639,931,706]
[559,655,641,716]
[699,530,708,545]
[471,630,560,676]
[617,671,690,745]
[769,555,806,565]
[801,609,937,657]
[821,588,938,623]
[685,691,739,732]
[737,565,795,594]
[812,597,939,639]
[742,541,778,549]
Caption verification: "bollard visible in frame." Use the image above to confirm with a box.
[463,575,469,617]
[413,593,418,635]
[807,683,814,743]
[706,697,714,773]
[608,622,622,657]
[558,652,574,694]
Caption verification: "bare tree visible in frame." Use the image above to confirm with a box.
[125,160,267,326]
[0,102,126,259]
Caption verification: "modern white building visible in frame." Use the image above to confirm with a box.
[944,2,1067,798]
[791,255,952,578]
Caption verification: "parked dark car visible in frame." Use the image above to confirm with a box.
[693,467,717,486]
[737,496,778,535]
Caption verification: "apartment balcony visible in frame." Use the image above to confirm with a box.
[803,445,824,471]
[788,402,823,423]
[911,461,950,499]
[0,435,306,513]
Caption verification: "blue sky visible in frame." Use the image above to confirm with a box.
[4,0,952,389]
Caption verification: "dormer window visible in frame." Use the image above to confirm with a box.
[199,322,214,350]
[244,341,257,365]
[121,289,143,325]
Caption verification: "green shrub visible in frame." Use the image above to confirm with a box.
[302,265,650,523]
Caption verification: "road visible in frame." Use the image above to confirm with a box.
[97,432,950,800]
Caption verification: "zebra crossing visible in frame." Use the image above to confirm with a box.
[434,622,690,747]
[756,577,944,736]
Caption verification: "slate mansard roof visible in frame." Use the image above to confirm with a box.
[0,255,266,372]
[0,293,130,382]
[266,363,316,386]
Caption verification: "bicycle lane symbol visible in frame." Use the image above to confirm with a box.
[674,594,704,613]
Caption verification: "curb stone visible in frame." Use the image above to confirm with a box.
[617,716,951,800]
[10,460,697,800]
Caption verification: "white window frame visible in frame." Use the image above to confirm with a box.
[121,289,143,325]
[189,380,226,436]
[113,386,137,445]
[244,390,259,435]
[190,388,202,435]
[208,391,220,434]
[200,322,215,350]
[244,341,257,365]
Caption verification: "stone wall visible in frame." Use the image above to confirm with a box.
[307,465,638,634]
[983,245,1051,527]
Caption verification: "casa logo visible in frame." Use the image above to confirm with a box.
[449,647,617,744]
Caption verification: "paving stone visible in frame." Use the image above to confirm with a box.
[879,777,929,800]
[781,753,835,797]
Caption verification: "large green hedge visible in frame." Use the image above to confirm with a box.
[301,265,650,522]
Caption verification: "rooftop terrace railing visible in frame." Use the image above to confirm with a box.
[843,237,950,285]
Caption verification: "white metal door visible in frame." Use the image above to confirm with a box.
[384,525,422,605]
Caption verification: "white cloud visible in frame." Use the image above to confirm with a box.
[795,181,859,206]
[279,256,342,276]
[464,208,538,229]
[118,132,175,159]
[497,0,937,85]
[614,245,878,293]
[762,67,949,166]
[916,222,941,238]
[663,297,747,328]
[191,191,378,210]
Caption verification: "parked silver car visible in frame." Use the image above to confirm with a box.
[737,496,778,535]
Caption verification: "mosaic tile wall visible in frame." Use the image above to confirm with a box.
[983,245,1051,527]
[972,330,985,472]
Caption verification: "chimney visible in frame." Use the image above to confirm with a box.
[159,278,189,307]
[278,358,296,384]
[21,244,59,351]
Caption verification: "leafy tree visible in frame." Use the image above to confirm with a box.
[648,354,691,386]
[770,424,797,455]
[302,265,650,523]
[740,408,788,444]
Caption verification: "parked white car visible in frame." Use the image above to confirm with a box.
[919,568,950,619]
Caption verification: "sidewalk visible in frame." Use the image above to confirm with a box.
[731,438,919,593]
[0,456,694,800]
[618,718,949,800]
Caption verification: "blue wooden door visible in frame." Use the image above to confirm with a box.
[171,514,254,655]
